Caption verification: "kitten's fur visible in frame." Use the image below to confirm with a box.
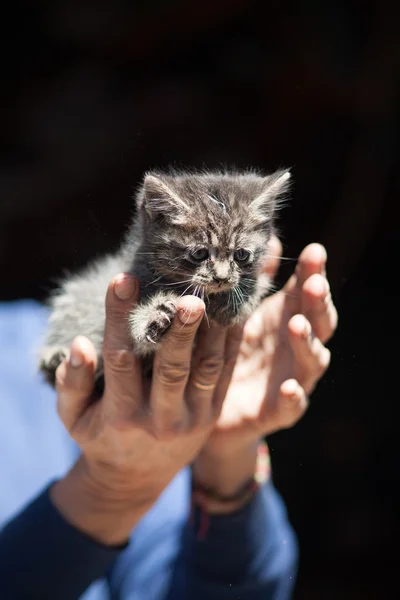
[39,168,290,391]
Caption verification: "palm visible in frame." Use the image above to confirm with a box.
[202,241,335,453]
[215,289,296,438]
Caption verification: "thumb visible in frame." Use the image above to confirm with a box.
[56,336,98,432]
[262,379,308,435]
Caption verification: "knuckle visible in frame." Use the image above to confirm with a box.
[168,324,196,345]
[106,305,129,330]
[152,428,174,441]
[195,355,224,381]
[55,362,68,390]
[103,348,135,373]
[108,415,135,433]
[155,360,189,387]
[314,349,330,377]
[151,419,186,441]
[190,413,214,432]
[313,303,330,318]
[56,374,76,395]
[316,362,328,378]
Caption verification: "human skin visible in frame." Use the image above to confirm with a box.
[51,239,337,537]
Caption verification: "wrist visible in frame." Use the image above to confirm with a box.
[50,456,158,546]
[191,440,270,515]
[192,441,259,500]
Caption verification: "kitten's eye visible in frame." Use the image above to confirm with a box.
[234,248,251,263]
[189,247,209,262]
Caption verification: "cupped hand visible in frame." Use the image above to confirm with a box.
[51,274,239,543]
[197,237,338,458]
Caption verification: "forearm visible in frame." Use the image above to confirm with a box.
[166,442,298,599]
[0,483,123,600]
[51,455,156,546]
[0,456,158,600]
[168,482,298,600]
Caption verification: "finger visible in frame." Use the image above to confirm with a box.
[186,319,231,422]
[288,314,331,394]
[284,243,327,298]
[263,379,308,435]
[150,296,204,437]
[211,323,243,417]
[301,273,338,343]
[102,274,142,416]
[56,336,97,431]
[261,234,283,280]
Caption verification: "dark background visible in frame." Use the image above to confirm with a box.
[1,1,398,598]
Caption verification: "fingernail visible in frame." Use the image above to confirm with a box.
[177,308,203,325]
[114,275,137,300]
[69,347,83,368]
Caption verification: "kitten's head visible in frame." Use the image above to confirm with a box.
[135,168,290,296]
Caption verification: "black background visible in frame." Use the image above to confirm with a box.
[1,1,398,598]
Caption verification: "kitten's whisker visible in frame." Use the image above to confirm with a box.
[234,289,239,314]
[200,286,210,327]
[179,308,195,330]
[161,278,193,287]
[266,254,297,262]
[180,283,194,297]
[231,287,239,315]
[236,286,245,304]
[235,287,242,311]
[146,274,164,287]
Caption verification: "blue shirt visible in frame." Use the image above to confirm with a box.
[0,301,298,599]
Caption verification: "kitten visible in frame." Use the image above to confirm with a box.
[39,168,290,391]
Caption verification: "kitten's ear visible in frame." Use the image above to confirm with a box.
[140,174,190,225]
[249,169,291,223]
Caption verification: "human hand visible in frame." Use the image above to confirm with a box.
[51,274,238,545]
[192,238,338,499]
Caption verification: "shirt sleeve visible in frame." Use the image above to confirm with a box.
[166,482,298,600]
[0,483,126,600]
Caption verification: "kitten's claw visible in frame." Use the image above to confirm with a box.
[39,346,69,387]
[165,300,177,311]
[129,295,178,355]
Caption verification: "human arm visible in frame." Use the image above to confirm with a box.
[0,274,233,599]
[167,240,338,599]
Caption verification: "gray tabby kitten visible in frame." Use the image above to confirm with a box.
[39,168,290,391]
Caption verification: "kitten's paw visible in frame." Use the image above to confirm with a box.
[130,299,177,355]
[145,301,177,344]
[39,346,68,387]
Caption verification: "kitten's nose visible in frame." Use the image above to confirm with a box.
[213,261,230,283]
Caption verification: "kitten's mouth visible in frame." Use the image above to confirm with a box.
[206,282,233,294]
